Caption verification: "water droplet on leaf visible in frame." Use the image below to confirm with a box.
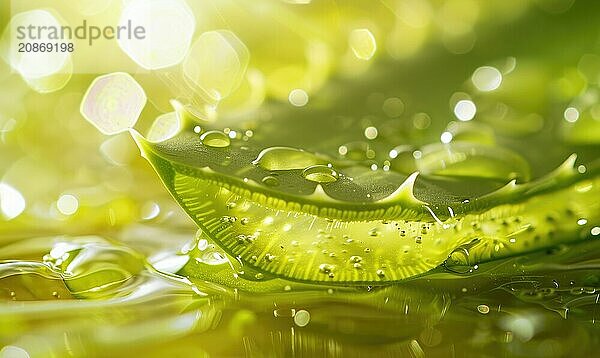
[302,165,338,183]
[200,130,231,148]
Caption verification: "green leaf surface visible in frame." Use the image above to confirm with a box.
[131,125,600,284]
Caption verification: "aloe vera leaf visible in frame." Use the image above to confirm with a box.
[131,129,600,284]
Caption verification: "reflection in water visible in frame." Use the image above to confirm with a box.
[1,229,598,357]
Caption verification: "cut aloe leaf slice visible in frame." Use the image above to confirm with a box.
[131,128,600,284]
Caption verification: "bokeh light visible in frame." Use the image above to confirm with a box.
[118,0,196,70]
[81,72,147,135]
[0,182,26,220]
[454,99,477,121]
[183,30,249,101]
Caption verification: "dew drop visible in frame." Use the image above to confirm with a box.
[197,239,208,251]
[221,215,237,223]
[262,175,279,186]
[302,165,338,183]
[376,269,386,277]
[263,216,274,225]
[265,253,276,262]
[200,130,230,148]
[445,247,471,270]
[253,147,325,170]
[416,142,529,181]
[319,263,334,273]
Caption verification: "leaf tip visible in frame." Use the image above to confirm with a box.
[377,172,426,205]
